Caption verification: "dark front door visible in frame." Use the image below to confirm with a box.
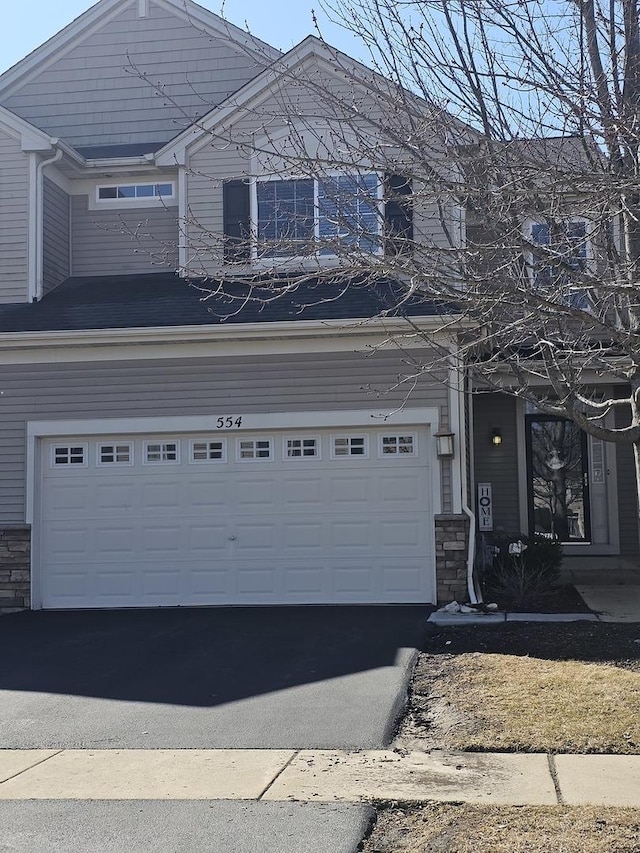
[525,415,591,543]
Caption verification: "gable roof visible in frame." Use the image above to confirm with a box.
[155,34,478,167]
[0,0,280,98]
[0,104,53,152]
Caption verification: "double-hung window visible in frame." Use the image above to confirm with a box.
[530,219,591,309]
[256,179,315,256]
[317,174,380,254]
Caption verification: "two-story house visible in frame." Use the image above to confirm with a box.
[0,0,635,612]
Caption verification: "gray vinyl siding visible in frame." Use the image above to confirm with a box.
[0,349,449,523]
[186,85,458,278]
[615,398,639,554]
[473,393,520,534]
[0,131,29,303]
[71,195,179,276]
[42,177,70,294]
[0,2,268,148]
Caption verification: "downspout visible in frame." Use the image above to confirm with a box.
[456,367,482,604]
[34,145,63,302]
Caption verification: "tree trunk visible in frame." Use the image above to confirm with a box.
[633,440,640,553]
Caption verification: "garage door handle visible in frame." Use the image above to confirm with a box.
[228,535,237,541]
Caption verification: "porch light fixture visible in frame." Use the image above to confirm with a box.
[491,428,503,447]
[435,431,455,458]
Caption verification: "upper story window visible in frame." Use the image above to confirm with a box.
[223,173,412,263]
[96,182,174,203]
[528,218,591,308]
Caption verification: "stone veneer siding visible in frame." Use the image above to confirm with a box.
[0,525,31,610]
[435,513,470,603]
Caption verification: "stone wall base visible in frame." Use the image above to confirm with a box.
[435,513,470,604]
[0,525,31,610]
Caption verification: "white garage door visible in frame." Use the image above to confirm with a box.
[36,425,435,608]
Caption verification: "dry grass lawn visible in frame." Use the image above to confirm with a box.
[363,804,640,853]
[434,654,640,753]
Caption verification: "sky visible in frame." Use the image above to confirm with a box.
[1,0,362,76]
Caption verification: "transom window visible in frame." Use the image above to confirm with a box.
[191,440,226,462]
[332,436,368,458]
[238,439,273,460]
[144,441,179,463]
[97,182,174,202]
[53,445,86,466]
[285,437,319,459]
[380,435,415,455]
[99,443,133,465]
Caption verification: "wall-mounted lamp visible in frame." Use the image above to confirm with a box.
[491,428,503,447]
[435,431,455,458]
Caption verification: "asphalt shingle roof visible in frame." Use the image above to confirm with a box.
[0,273,447,333]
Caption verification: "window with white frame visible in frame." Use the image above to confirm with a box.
[237,438,273,460]
[99,443,133,465]
[144,441,179,463]
[285,437,319,459]
[379,434,415,455]
[52,445,86,466]
[255,174,382,258]
[97,182,174,202]
[191,439,226,462]
[332,436,368,457]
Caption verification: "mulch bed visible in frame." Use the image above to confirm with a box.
[421,621,640,669]
[483,582,593,613]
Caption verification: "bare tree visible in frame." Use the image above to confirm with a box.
[164,0,640,540]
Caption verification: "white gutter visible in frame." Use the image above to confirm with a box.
[0,314,469,351]
[34,146,63,301]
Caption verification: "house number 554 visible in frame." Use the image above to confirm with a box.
[216,416,243,429]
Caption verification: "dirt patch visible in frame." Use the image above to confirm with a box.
[362,803,640,853]
[396,622,640,754]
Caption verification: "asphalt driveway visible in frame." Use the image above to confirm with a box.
[0,605,428,749]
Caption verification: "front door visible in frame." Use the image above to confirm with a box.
[525,415,591,543]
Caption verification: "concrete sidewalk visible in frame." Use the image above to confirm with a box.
[1,749,638,807]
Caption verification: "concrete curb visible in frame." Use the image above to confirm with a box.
[427,611,599,625]
[0,749,638,807]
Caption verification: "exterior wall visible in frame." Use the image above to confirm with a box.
[435,514,469,603]
[0,349,450,524]
[0,1,269,148]
[0,130,29,304]
[43,177,70,294]
[186,83,458,278]
[71,195,179,276]
[0,526,30,610]
[473,393,520,534]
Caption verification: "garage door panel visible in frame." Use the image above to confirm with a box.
[38,425,436,608]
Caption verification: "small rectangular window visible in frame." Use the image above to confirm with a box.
[380,435,415,455]
[191,440,226,462]
[238,438,272,460]
[53,445,86,466]
[144,441,179,463]
[97,182,175,202]
[99,443,133,465]
[332,436,367,458]
[285,437,319,459]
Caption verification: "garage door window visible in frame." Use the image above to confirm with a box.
[52,445,86,466]
[98,443,133,465]
[191,439,226,462]
[237,438,273,460]
[144,441,180,463]
[379,435,415,455]
[285,437,320,459]
[332,436,368,458]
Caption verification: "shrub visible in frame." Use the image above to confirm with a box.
[482,534,563,610]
